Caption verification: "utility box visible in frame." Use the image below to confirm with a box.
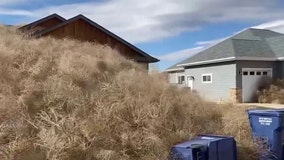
[170,134,237,160]
[248,109,284,160]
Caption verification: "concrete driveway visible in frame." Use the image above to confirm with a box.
[237,103,284,109]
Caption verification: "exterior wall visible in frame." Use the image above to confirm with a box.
[42,19,148,66]
[138,63,149,70]
[236,61,280,88]
[280,61,284,78]
[168,70,186,87]
[230,88,242,103]
[185,62,236,101]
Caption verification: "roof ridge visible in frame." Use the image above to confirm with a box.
[248,27,270,31]
[231,38,261,41]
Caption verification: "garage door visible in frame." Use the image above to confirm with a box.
[242,68,272,103]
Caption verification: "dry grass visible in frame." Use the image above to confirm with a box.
[220,104,258,159]
[258,79,284,104]
[0,25,258,160]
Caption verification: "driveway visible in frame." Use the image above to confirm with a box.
[237,103,284,109]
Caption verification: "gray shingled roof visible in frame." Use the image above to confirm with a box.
[266,35,284,57]
[165,62,184,72]
[170,28,284,68]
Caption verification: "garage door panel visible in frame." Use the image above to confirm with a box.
[242,68,272,103]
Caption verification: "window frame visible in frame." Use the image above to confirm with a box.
[177,75,185,84]
[201,73,213,83]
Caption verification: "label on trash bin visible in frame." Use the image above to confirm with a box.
[258,117,272,126]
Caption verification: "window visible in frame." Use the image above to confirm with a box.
[202,74,212,83]
[178,76,185,84]
[263,71,268,76]
[242,68,273,77]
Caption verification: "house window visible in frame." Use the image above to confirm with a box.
[256,71,261,75]
[243,71,248,76]
[202,74,212,83]
[178,75,185,84]
[249,71,255,75]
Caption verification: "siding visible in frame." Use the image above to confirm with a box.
[138,63,149,70]
[280,61,284,78]
[236,61,281,88]
[168,71,185,84]
[185,62,236,101]
[42,19,146,62]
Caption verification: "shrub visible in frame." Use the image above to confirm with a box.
[258,79,284,104]
[0,25,257,160]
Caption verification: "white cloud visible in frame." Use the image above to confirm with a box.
[159,36,227,62]
[2,0,284,43]
[0,8,32,16]
[0,0,29,6]
[27,0,192,43]
[158,46,204,62]
[195,37,227,47]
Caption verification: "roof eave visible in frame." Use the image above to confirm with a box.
[178,56,284,67]
[178,57,236,67]
[164,68,184,72]
[135,57,160,63]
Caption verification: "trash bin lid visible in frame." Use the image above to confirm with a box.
[174,139,208,148]
[248,109,284,116]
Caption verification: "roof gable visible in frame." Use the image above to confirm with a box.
[19,14,66,32]
[36,14,159,63]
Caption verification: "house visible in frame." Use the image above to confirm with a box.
[165,28,284,103]
[166,62,185,87]
[19,14,159,70]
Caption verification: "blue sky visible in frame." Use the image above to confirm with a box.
[1,0,284,71]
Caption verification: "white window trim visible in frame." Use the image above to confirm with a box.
[176,74,185,84]
[201,73,212,83]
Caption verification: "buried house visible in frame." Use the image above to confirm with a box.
[165,28,284,103]
[19,14,159,70]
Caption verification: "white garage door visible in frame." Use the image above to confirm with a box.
[242,68,272,103]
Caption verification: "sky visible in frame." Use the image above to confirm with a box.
[1,0,284,71]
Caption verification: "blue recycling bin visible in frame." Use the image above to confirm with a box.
[170,134,237,160]
[248,109,284,160]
